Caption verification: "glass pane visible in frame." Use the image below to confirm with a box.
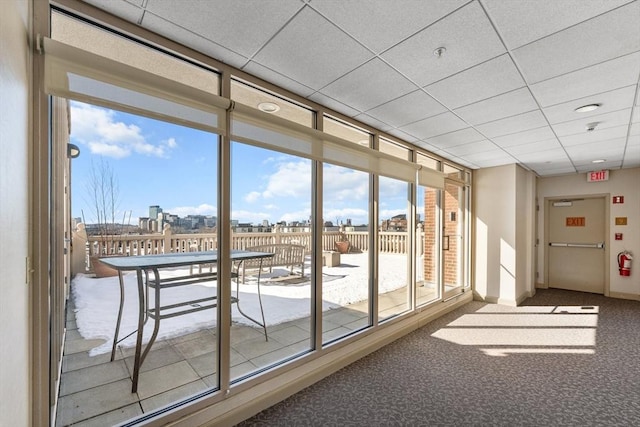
[378,176,410,320]
[416,185,441,306]
[232,80,313,127]
[379,137,410,161]
[323,115,371,146]
[443,163,464,180]
[322,164,370,343]
[443,182,465,297]
[52,12,220,96]
[230,142,312,380]
[417,152,440,170]
[61,100,219,426]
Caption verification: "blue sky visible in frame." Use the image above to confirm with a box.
[70,101,407,226]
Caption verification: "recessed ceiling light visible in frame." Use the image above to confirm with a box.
[258,102,280,113]
[574,103,601,113]
[591,159,606,164]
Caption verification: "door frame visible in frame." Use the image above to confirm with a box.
[543,194,610,296]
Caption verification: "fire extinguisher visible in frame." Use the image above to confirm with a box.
[618,251,633,276]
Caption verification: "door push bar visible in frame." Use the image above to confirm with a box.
[549,242,605,249]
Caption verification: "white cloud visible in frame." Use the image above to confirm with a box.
[70,102,177,158]
[232,209,271,224]
[244,191,261,203]
[262,161,311,199]
[323,165,369,201]
[279,208,311,223]
[169,203,217,217]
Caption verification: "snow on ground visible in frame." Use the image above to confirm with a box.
[72,253,410,355]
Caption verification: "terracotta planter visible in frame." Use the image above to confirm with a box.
[334,240,350,254]
[90,255,119,278]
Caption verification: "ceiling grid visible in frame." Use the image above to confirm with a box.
[77,0,640,176]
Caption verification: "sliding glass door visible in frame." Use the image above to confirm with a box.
[442,180,469,298]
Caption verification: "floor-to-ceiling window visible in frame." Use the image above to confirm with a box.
[46,8,472,426]
[442,165,471,298]
[377,138,413,320]
[416,153,442,306]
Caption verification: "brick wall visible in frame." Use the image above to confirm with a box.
[422,184,460,286]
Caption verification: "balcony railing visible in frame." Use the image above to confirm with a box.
[71,223,423,276]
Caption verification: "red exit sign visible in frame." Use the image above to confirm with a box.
[587,170,609,182]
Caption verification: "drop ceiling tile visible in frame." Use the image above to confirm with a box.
[461,149,514,163]
[141,12,249,69]
[482,0,631,50]
[381,1,506,87]
[400,112,468,140]
[516,148,569,163]
[559,125,629,147]
[542,85,637,124]
[504,139,562,155]
[82,0,144,22]
[454,88,538,126]
[576,163,623,173]
[492,126,557,148]
[319,58,417,112]
[311,0,467,53]
[631,123,640,136]
[476,110,548,138]
[512,1,640,83]
[551,109,633,137]
[564,138,627,161]
[365,90,447,128]
[253,7,374,90]
[307,92,361,117]
[632,108,640,123]
[242,61,316,97]
[472,157,516,168]
[145,0,303,57]
[623,141,640,167]
[412,140,439,151]
[424,127,485,150]
[442,139,497,156]
[535,167,578,177]
[574,159,623,169]
[353,113,393,132]
[529,52,640,107]
[425,54,525,109]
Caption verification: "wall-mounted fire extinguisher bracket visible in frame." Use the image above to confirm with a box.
[617,251,633,277]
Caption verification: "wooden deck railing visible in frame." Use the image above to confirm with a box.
[71,223,423,276]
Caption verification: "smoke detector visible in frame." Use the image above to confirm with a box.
[586,122,598,132]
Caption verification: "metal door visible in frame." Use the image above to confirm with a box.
[547,197,606,293]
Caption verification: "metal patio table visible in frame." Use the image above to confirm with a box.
[99,250,273,392]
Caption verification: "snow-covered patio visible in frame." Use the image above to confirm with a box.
[71,253,414,356]
[58,252,438,426]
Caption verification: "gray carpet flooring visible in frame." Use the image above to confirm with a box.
[238,289,640,426]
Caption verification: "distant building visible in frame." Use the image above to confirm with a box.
[149,205,162,220]
[380,214,407,231]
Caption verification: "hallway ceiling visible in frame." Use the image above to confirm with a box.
[79,0,640,176]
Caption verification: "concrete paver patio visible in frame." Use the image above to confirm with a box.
[56,283,437,426]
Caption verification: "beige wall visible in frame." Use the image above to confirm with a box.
[474,164,536,305]
[537,168,640,298]
[0,0,32,425]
